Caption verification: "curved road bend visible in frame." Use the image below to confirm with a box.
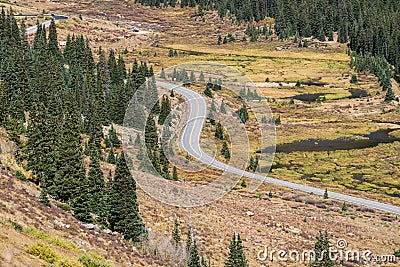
[20,19,399,215]
[21,14,69,35]
[157,81,400,215]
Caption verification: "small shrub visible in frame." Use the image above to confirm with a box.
[350,74,358,84]
[57,202,72,211]
[58,258,82,267]
[15,170,27,181]
[7,219,23,231]
[78,252,112,267]
[24,227,78,251]
[26,242,58,264]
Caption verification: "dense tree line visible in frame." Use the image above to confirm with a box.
[137,0,400,80]
[350,52,397,101]
[0,8,153,242]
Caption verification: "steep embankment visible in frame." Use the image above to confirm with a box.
[0,169,162,267]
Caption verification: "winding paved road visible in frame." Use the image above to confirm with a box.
[21,17,400,215]
[20,14,69,35]
[157,81,400,215]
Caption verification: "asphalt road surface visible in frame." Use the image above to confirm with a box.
[24,14,68,35]
[157,81,400,215]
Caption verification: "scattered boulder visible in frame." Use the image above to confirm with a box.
[246,211,255,216]
[82,223,100,231]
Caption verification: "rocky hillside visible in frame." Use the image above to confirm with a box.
[0,168,163,267]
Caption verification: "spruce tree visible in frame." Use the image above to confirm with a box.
[39,187,51,207]
[210,99,216,111]
[71,175,93,223]
[204,86,213,98]
[385,86,396,102]
[108,154,147,242]
[215,122,224,140]
[323,189,329,199]
[158,95,171,125]
[107,146,116,164]
[160,67,166,79]
[53,89,85,202]
[201,256,209,267]
[225,233,247,267]
[310,231,334,267]
[26,104,59,187]
[341,202,348,212]
[190,70,196,82]
[134,133,141,145]
[221,141,230,160]
[350,74,358,84]
[220,101,227,114]
[188,240,201,267]
[47,19,62,62]
[217,35,222,45]
[87,153,107,219]
[238,105,249,124]
[172,218,181,245]
[108,125,121,148]
[199,71,205,82]
[145,114,159,152]
[172,166,179,181]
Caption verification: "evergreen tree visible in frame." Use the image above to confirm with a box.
[204,86,213,98]
[186,228,193,254]
[323,189,329,199]
[53,89,85,202]
[350,74,358,84]
[190,70,196,82]
[47,19,62,62]
[310,231,334,267]
[247,155,259,172]
[385,86,396,102]
[274,115,281,125]
[26,104,59,187]
[201,256,209,267]
[225,233,247,267]
[341,202,348,212]
[238,105,249,124]
[108,125,121,148]
[215,122,224,140]
[199,71,205,82]
[145,114,159,152]
[217,35,222,45]
[160,67,166,79]
[134,133,141,145]
[108,154,147,242]
[158,95,171,125]
[172,166,179,181]
[172,218,181,245]
[107,146,116,164]
[39,187,51,207]
[188,240,201,267]
[87,152,107,219]
[221,141,230,160]
[208,109,215,125]
[71,175,93,223]
[220,101,226,114]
